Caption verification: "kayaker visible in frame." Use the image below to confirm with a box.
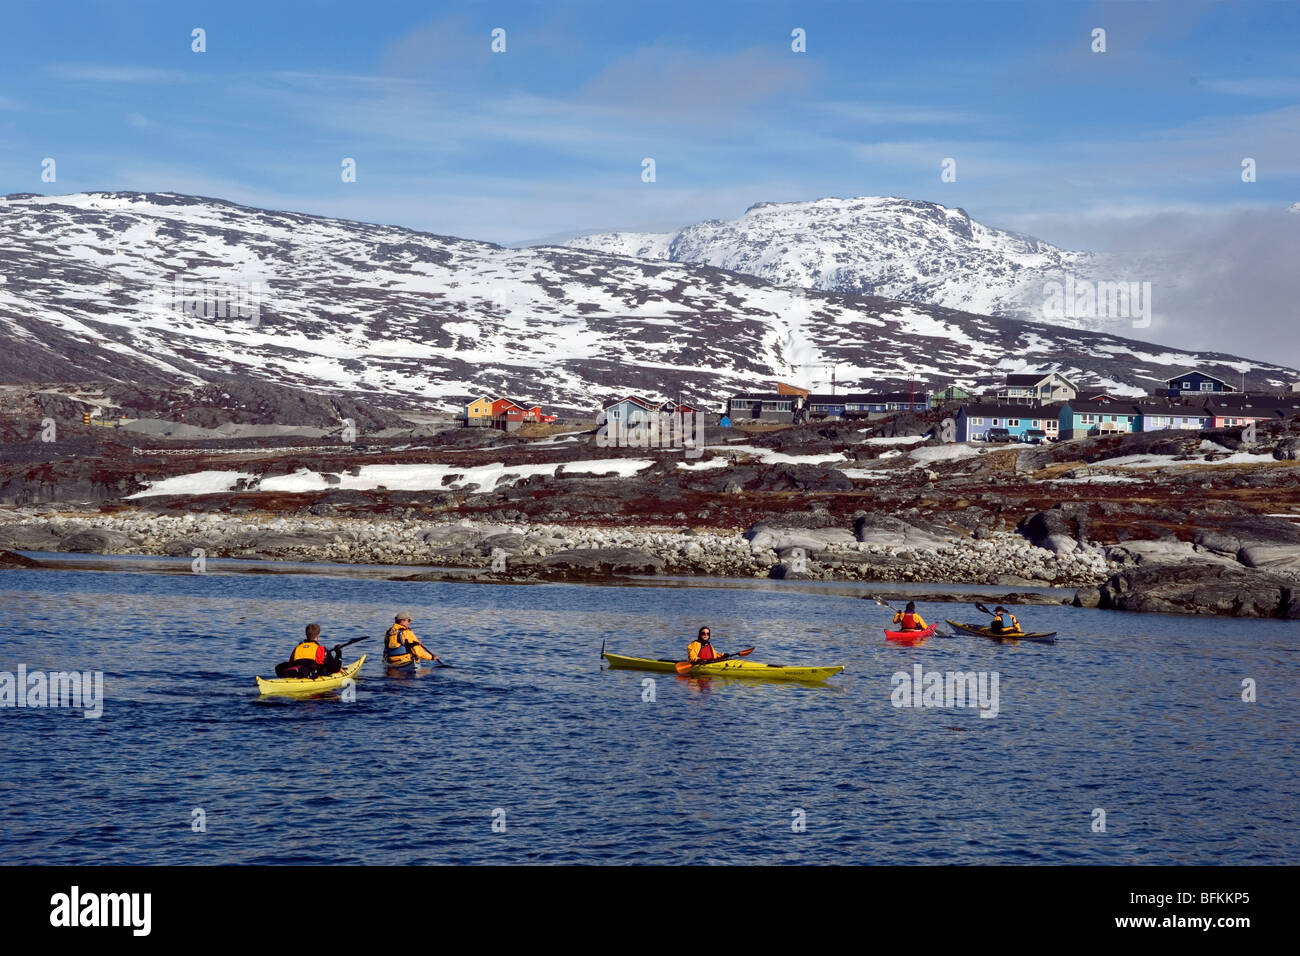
[384,612,439,667]
[989,606,1021,635]
[275,624,340,678]
[686,626,727,664]
[892,601,928,631]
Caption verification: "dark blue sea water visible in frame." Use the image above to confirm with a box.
[0,565,1296,864]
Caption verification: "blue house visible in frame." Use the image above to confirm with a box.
[1059,401,1139,440]
[1163,369,1238,398]
[956,404,1057,441]
[1134,402,1211,432]
[806,393,847,418]
[601,395,662,430]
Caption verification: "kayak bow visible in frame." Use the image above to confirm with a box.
[603,652,843,682]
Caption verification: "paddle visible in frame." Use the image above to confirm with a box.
[403,640,452,667]
[329,636,369,655]
[675,646,755,675]
[870,595,902,614]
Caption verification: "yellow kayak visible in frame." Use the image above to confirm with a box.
[602,652,843,682]
[256,656,365,696]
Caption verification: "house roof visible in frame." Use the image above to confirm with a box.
[729,393,798,402]
[1165,369,1235,387]
[1003,371,1078,389]
[1204,392,1298,406]
[867,392,931,403]
[604,395,662,410]
[808,392,893,404]
[960,403,1058,418]
[1132,401,1209,414]
[1062,400,1140,414]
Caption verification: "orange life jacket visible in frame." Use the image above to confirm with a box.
[291,640,325,664]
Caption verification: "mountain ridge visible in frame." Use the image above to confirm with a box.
[0,191,1293,415]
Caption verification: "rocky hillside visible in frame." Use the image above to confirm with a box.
[0,192,1294,415]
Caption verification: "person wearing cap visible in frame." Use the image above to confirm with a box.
[686,626,730,664]
[892,601,928,631]
[989,606,1021,635]
[383,613,438,667]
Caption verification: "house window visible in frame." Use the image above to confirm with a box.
[1081,414,1096,424]
[1008,419,1020,427]
[1200,382,1214,391]
[991,418,1000,426]
[1031,420,1040,428]
[971,417,984,425]
[609,408,621,420]
[1182,381,1191,389]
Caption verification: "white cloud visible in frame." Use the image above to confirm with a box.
[50,64,190,84]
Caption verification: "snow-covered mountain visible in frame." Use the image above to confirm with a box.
[0,191,1292,413]
[563,196,1113,325]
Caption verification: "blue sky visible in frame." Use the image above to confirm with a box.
[1,0,1297,248]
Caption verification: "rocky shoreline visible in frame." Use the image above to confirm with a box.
[4,507,1298,618]
[0,506,1109,582]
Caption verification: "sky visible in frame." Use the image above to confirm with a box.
[1,0,1299,365]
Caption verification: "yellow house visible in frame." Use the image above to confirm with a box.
[465,396,496,427]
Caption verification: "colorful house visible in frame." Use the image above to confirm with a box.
[1203,395,1299,428]
[464,396,497,427]
[806,394,847,418]
[1163,370,1238,397]
[502,403,542,427]
[1133,402,1211,432]
[995,371,1077,406]
[464,397,547,431]
[1058,400,1139,439]
[602,395,663,430]
[956,404,1059,441]
[662,400,703,418]
[844,392,931,415]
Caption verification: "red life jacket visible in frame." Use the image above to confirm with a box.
[696,640,716,661]
[902,612,921,630]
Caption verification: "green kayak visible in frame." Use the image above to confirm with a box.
[945,620,1057,644]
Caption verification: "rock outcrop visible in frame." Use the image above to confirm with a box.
[1099,563,1300,618]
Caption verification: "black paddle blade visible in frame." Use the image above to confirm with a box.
[329,636,369,653]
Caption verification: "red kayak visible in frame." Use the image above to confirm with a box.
[885,624,937,644]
